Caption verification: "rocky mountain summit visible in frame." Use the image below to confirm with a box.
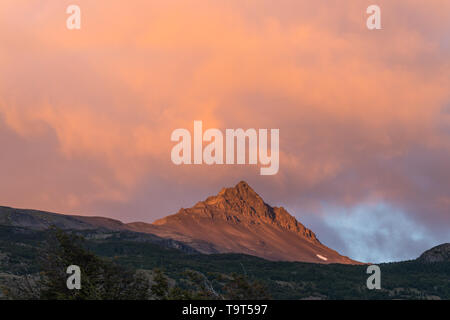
[155,181,318,243]
[129,181,360,264]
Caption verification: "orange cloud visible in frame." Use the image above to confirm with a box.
[0,0,449,239]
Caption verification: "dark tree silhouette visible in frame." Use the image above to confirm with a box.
[38,228,150,300]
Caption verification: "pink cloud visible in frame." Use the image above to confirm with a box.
[0,0,449,251]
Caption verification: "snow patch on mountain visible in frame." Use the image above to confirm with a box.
[316,254,328,261]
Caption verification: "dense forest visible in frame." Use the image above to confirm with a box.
[0,226,448,300]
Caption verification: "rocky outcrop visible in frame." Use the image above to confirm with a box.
[417,243,450,263]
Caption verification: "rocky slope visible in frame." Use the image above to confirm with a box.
[0,206,198,254]
[417,243,450,263]
[0,206,127,231]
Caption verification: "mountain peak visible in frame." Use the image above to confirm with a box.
[213,180,264,209]
[235,180,254,192]
[157,181,319,244]
[147,181,359,263]
[217,180,258,198]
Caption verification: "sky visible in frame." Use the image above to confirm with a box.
[0,0,449,263]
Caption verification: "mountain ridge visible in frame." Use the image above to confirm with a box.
[0,181,361,264]
[128,181,361,264]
